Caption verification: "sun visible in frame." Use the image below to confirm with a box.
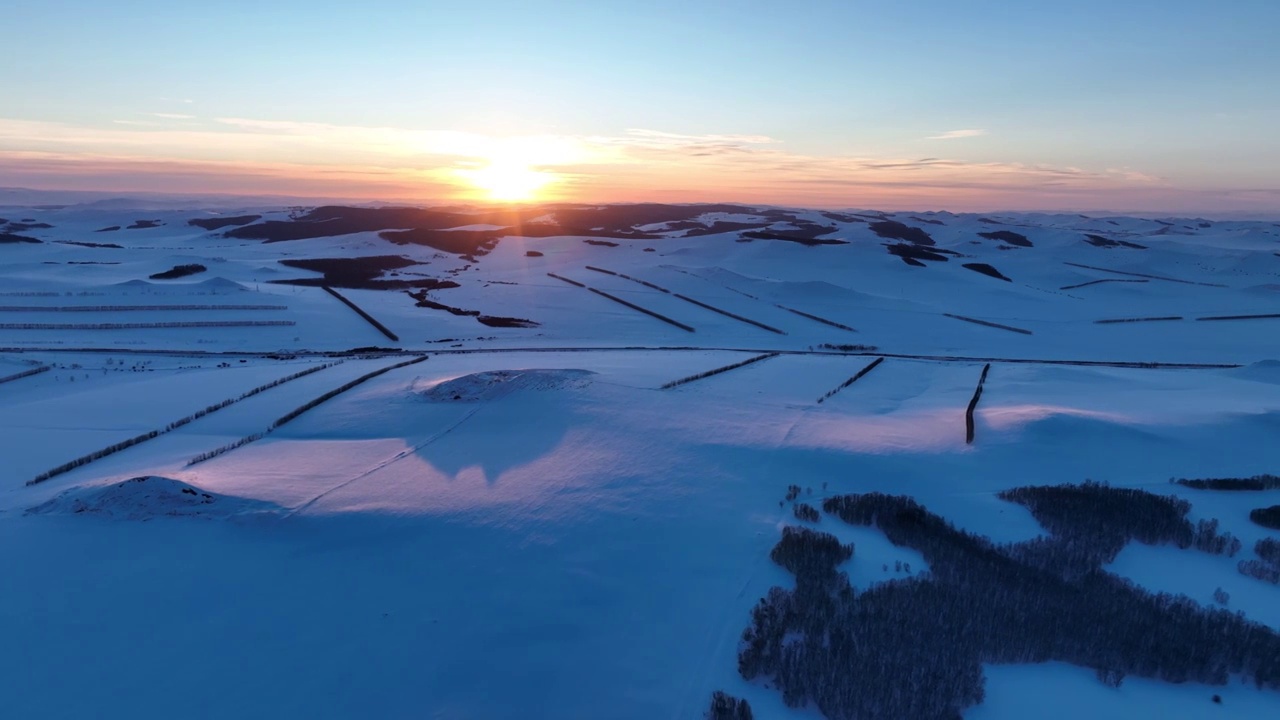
[459,160,555,203]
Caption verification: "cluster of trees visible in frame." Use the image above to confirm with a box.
[705,691,754,719]
[736,485,1280,719]
[1250,506,1280,530]
[1239,538,1280,585]
[0,321,295,330]
[190,356,427,465]
[817,343,879,352]
[998,481,1241,575]
[29,361,341,485]
[661,353,779,390]
[817,358,884,404]
[148,264,207,280]
[793,503,821,523]
[1174,474,1280,491]
[583,265,669,293]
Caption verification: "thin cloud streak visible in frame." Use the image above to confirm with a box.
[926,129,988,140]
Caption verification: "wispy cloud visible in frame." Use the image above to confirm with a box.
[150,112,195,120]
[926,129,988,141]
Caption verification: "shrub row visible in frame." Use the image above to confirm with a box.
[0,364,51,385]
[966,363,991,444]
[944,313,1034,335]
[27,361,342,485]
[189,356,428,465]
[775,304,856,331]
[1173,474,1280,491]
[661,353,779,390]
[1197,313,1280,322]
[584,265,669,293]
[817,357,884,404]
[0,305,287,312]
[322,286,399,341]
[1095,316,1184,324]
[1062,261,1225,288]
[672,292,785,335]
[547,272,695,331]
[0,321,295,330]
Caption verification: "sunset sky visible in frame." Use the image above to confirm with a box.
[3,0,1278,212]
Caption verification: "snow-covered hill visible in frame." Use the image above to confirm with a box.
[0,201,1277,718]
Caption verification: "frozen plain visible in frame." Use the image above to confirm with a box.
[0,202,1278,718]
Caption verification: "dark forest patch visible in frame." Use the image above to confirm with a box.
[909,216,945,226]
[188,215,262,231]
[1084,233,1148,250]
[95,226,121,232]
[1174,474,1280,491]
[739,230,848,246]
[737,484,1269,719]
[962,262,1011,281]
[1251,506,1280,530]
[274,256,456,291]
[0,233,42,244]
[405,290,538,328]
[381,228,504,256]
[525,250,544,257]
[870,220,934,246]
[149,264,207,280]
[3,221,53,232]
[978,230,1033,247]
[126,220,163,229]
[887,243,949,264]
[584,239,619,247]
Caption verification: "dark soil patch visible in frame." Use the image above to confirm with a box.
[126,220,163,229]
[150,264,208,280]
[962,262,1012,281]
[870,220,934,246]
[978,230,1032,247]
[189,215,262,231]
[0,233,42,244]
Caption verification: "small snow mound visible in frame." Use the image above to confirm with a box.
[1231,360,1280,384]
[196,277,247,290]
[423,369,595,402]
[27,476,278,520]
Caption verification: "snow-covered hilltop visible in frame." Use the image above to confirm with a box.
[0,201,1278,718]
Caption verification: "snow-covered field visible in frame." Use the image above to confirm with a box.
[1,202,1278,718]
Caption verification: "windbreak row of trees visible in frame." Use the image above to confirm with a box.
[27,361,342,485]
[189,356,427,466]
[0,321,294,330]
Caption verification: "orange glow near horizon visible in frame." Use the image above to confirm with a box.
[458,160,556,202]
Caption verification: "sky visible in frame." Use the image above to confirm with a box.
[2,0,1279,212]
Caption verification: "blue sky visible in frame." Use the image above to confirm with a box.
[3,0,1278,210]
